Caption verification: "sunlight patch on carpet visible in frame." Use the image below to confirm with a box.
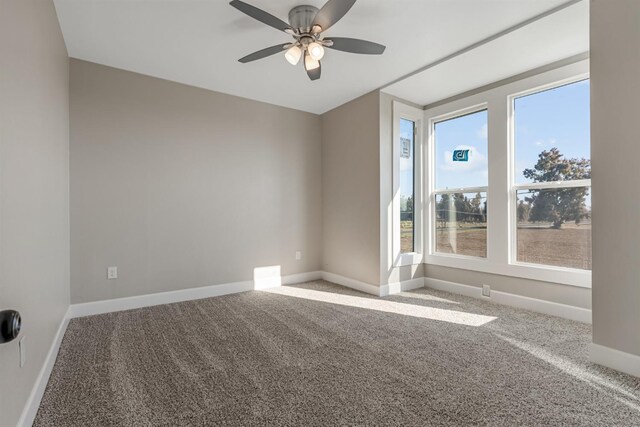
[263,286,496,326]
[496,333,640,412]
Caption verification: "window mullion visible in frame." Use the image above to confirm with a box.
[488,96,510,265]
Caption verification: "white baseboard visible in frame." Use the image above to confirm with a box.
[18,307,71,427]
[320,271,381,296]
[283,271,323,285]
[70,271,325,319]
[70,270,421,318]
[319,272,424,297]
[69,280,256,318]
[401,278,426,291]
[383,277,425,296]
[590,343,640,378]
[424,277,480,299]
[424,277,592,323]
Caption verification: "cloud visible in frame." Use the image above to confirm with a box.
[440,145,487,173]
[534,138,557,148]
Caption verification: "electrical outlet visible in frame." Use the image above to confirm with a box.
[482,284,491,297]
[107,266,118,280]
[295,251,302,261]
[19,336,26,368]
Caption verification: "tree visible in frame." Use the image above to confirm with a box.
[436,192,487,224]
[523,148,590,229]
[471,192,484,223]
[453,193,466,222]
[436,193,451,222]
[517,200,531,223]
[400,195,413,221]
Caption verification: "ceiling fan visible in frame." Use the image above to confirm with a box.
[229,0,386,81]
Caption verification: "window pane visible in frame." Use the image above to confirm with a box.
[435,192,487,257]
[400,118,414,253]
[516,187,591,270]
[514,80,590,185]
[434,110,488,190]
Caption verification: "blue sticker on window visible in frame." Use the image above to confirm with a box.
[453,149,470,162]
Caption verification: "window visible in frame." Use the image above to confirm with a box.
[400,118,415,253]
[393,101,422,266]
[433,109,488,258]
[423,61,590,287]
[512,80,591,270]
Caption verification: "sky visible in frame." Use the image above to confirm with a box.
[513,79,590,185]
[434,109,488,190]
[399,79,590,202]
[424,79,590,193]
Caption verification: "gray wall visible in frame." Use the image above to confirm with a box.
[70,60,322,304]
[591,0,640,356]
[321,91,380,286]
[0,1,70,425]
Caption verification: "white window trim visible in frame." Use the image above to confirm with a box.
[392,101,423,267]
[512,179,591,191]
[424,59,591,288]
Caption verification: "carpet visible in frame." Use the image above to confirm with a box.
[34,280,640,426]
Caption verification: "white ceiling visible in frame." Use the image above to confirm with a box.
[383,1,588,106]
[53,0,583,114]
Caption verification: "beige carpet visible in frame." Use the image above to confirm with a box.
[35,280,640,426]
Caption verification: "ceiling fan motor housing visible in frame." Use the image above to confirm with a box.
[288,5,319,31]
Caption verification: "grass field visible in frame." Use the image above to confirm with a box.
[435,225,487,258]
[401,221,415,253]
[516,223,591,270]
[402,220,591,270]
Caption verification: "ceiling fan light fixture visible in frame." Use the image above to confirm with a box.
[230,0,386,81]
[284,45,302,65]
[308,42,325,61]
[304,53,320,71]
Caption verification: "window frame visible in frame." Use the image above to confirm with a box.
[430,104,489,260]
[392,101,423,267]
[508,76,592,270]
[424,59,591,288]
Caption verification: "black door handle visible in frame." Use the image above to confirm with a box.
[0,310,21,344]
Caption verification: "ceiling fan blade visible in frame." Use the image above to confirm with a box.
[311,0,357,32]
[238,44,286,63]
[306,61,321,81]
[230,0,292,33]
[326,37,386,55]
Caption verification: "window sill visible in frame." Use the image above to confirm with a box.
[424,253,591,288]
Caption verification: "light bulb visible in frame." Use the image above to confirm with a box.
[308,42,325,61]
[304,54,320,71]
[284,45,302,65]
